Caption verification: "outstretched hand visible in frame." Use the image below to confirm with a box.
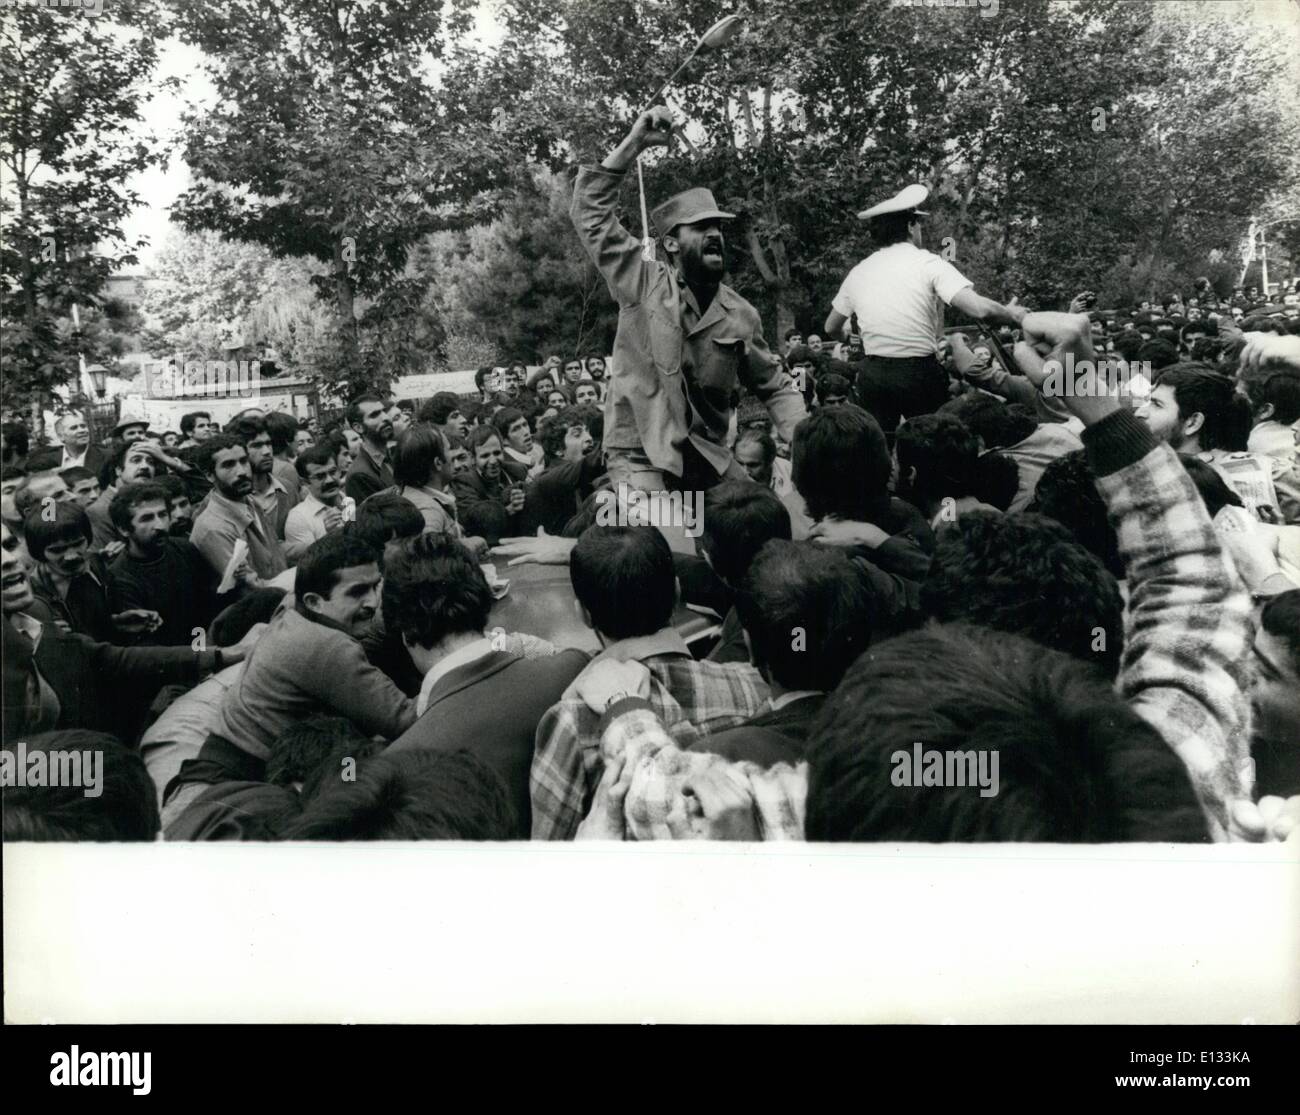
[492,531,576,567]
[111,609,163,635]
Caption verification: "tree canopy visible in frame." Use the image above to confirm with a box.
[0,0,175,407]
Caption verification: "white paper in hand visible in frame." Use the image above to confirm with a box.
[217,539,250,595]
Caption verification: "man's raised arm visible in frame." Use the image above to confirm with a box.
[570,106,676,308]
[948,287,1027,330]
[1015,312,1255,839]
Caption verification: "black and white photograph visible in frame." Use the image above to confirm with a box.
[1,0,1297,1082]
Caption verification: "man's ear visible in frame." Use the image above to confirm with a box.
[301,591,324,615]
[1183,411,1206,438]
[1254,401,1275,422]
[575,598,594,630]
[661,232,679,257]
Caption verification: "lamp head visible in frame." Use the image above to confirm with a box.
[698,14,743,51]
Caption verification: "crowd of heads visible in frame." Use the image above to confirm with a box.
[4,304,1299,847]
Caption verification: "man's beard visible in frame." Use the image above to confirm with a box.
[219,476,252,499]
[680,237,726,285]
[1163,427,1188,452]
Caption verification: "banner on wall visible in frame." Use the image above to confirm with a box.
[121,391,310,432]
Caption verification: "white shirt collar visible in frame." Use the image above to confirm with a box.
[415,636,495,716]
[769,689,822,712]
[10,611,44,650]
[301,491,354,517]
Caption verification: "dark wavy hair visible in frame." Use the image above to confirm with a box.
[920,511,1124,678]
[1028,451,1123,578]
[278,749,517,841]
[2,731,160,842]
[804,624,1210,843]
[381,530,494,649]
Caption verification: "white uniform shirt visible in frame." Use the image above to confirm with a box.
[831,242,973,358]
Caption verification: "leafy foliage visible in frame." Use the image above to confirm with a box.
[480,0,1300,335]
[0,0,175,407]
[425,168,618,362]
[169,0,511,391]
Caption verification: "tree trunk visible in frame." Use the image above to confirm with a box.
[769,232,796,340]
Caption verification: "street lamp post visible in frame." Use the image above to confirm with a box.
[85,364,108,399]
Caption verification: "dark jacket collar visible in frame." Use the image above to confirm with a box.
[423,649,519,709]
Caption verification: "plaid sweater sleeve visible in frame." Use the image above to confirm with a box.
[1085,410,1254,839]
[530,700,595,840]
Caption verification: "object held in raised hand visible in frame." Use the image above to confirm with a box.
[635,13,745,261]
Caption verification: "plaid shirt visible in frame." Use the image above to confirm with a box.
[1086,411,1254,839]
[529,628,769,840]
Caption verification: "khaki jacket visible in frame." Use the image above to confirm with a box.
[570,165,805,478]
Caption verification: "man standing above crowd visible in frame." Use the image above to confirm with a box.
[824,184,1025,433]
[570,106,805,549]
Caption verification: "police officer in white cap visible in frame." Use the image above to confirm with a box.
[824,184,1025,433]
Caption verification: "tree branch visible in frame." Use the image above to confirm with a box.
[745,226,778,286]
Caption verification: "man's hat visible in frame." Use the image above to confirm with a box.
[651,187,734,237]
[112,410,151,435]
[857,183,930,221]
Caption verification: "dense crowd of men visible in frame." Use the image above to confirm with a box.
[3,109,1299,844]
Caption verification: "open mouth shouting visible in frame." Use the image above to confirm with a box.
[2,566,33,610]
